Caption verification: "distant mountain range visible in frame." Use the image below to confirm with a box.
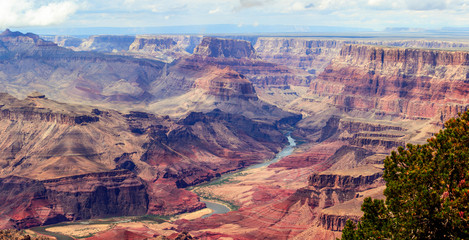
[10,24,469,39]
[11,24,374,36]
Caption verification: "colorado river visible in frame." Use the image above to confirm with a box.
[28,135,297,237]
[30,225,75,240]
[199,135,297,219]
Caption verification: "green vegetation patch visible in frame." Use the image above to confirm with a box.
[342,111,469,239]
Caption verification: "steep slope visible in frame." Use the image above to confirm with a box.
[8,32,469,238]
[190,37,311,87]
[168,44,469,239]
[253,38,469,77]
[0,30,301,126]
[282,44,469,238]
[55,34,202,63]
[74,35,136,52]
[0,93,290,228]
[310,44,469,121]
[0,29,167,110]
[0,171,148,229]
[254,38,343,76]
[128,35,202,62]
[194,37,257,59]
[149,65,300,124]
[147,37,302,123]
[193,66,258,101]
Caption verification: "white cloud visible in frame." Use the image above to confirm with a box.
[235,0,273,10]
[406,0,447,10]
[209,7,221,14]
[291,2,307,11]
[9,0,469,32]
[0,0,79,28]
[367,0,398,10]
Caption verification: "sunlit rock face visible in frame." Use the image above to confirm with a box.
[193,66,258,101]
[194,37,257,59]
[0,171,148,229]
[311,44,469,121]
[0,92,291,229]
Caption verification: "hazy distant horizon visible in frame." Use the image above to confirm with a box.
[3,0,469,36]
[7,24,469,40]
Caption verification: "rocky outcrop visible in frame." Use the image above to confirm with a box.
[187,37,311,87]
[375,39,469,50]
[319,212,359,232]
[315,185,386,234]
[0,170,148,229]
[174,55,308,87]
[254,38,469,75]
[349,137,404,150]
[0,93,295,227]
[77,35,136,52]
[0,29,165,106]
[194,37,256,59]
[0,108,98,125]
[128,35,202,62]
[254,38,344,75]
[56,34,202,63]
[308,170,383,191]
[140,108,287,187]
[0,93,99,125]
[147,179,205,215]
[312,44,469,121]
[0,29,57,47]
[317,117,407,150]
[43,170,148,220]
[194,67,258,101]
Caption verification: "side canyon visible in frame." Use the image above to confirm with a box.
[0,29,468,239]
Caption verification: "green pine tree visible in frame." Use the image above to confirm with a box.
[342,111,469,239]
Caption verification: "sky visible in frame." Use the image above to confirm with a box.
[2,0,469,34]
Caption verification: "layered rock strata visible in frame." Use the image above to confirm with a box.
[0,30,165,107]
[0,170,147,229]
[193,67,258,101]
[0,93,292,228]
[194,37,256,59]
[311,44,469,121]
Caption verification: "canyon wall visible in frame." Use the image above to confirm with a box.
[310,44,469,121]
[77,35,136,52]
[6,30,469,238]
[0,91,295,228]
[0,170,148,229]
[194,37,256,59]
[253,37,469,79]
[193,66,258,101]
[254,38,344,75]
[54,34,202,62]
[0,30,167,106]
[128,35,201,61]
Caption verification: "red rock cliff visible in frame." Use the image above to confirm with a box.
[194,67,258,101]
[312,44,469,121]
[0,170,148,229]
[194,37,256,59]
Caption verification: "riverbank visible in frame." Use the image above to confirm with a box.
[190,135,297,217]
[200,199,231,219]
[28,136,298,239]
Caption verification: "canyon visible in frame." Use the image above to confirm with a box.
[0,90,294,230]
[0,29,469,239]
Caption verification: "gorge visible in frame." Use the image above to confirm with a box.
[0,29,468,239]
